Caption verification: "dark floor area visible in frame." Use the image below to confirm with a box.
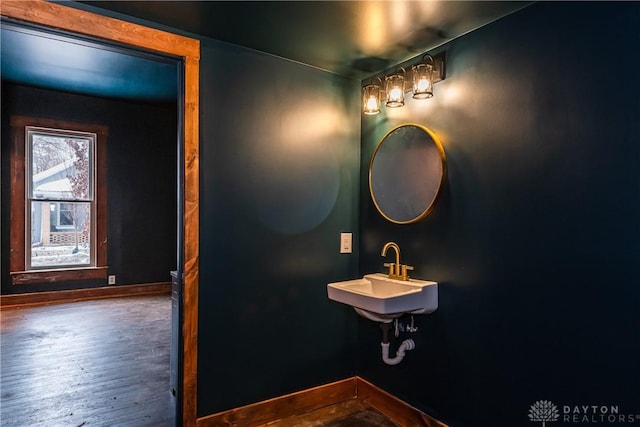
[0,295,174,427]
[1,297,401,427]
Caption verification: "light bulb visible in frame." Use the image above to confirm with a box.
[417,78,429,92]
[366,95,378,111]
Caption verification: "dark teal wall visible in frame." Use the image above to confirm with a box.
[358,3,640,426]
[1,83,177,294]
[196,40,360,415]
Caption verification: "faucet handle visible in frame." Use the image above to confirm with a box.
[401,264,414,280]
[383,262,396,278]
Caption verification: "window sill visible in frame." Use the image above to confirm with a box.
[11,267,108,285]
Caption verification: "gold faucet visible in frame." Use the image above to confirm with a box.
[381,242,414,281]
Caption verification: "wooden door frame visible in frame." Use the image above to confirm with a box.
[0,2,200,425]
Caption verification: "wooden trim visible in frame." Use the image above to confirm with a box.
[1,2,200,425]
[0,1,199,59]
[197,378,357,427]
[95,124,109,269]
[9,116,110,134]
[0,282,170,309]
[11,266,108,285]
[182,55,200,426]
[8,117,26,274]
[195,377,448,427]
[356,376,448,427]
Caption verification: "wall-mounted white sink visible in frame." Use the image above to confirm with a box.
[327,273,437,322]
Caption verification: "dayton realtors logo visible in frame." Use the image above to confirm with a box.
[529,401,639,425]
[529,401,560,426]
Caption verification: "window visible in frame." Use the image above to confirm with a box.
[10,117,108,285]
[28,128,94,269]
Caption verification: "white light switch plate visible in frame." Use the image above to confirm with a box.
[340,232,352,254]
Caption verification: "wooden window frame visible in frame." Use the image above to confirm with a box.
[10,116,108,285]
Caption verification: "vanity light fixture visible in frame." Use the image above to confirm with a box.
[361,51,445,115]
[412,54,434,99]
[385,68,406,108]
[362,79,382,115]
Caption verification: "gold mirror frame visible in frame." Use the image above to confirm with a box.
[369,124,446,224]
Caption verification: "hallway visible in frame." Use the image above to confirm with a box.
[0,295,174,426]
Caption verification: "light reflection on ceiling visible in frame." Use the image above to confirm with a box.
[80,1,531,78]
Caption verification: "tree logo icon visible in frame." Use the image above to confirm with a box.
[529,400,559,426]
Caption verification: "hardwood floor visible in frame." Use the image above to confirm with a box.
[0,295,174,427]
[0,296,404,426]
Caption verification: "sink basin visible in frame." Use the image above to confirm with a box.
[327,273,437,321]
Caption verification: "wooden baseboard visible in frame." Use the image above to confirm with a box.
[356,376,447,427]
[197,378,357,427]
[196,376,447,427]
[0,282,171,309]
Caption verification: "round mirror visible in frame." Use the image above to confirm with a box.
[369,124,446,224]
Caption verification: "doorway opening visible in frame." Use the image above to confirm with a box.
[1,2,199,425]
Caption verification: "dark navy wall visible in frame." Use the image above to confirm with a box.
[359,3,640,426]
[196,40,360,415]
[1,83,177,294]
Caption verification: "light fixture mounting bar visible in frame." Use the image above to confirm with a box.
[361,51,446,92]
[430,52,446,83]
